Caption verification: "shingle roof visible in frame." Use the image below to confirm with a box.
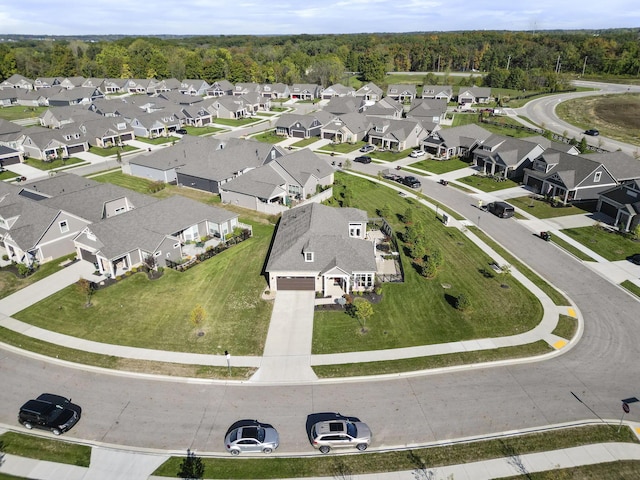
[583,151,640,182]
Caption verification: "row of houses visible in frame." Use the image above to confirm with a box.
[0,171,245,276]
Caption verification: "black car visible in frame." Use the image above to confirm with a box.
[487,201,515,218]
[402,176,421,188]
[584,129,600,136]
[354,156,372,164]
[18,393,81,435]
[176,128,188,135]
[627,253,640,265]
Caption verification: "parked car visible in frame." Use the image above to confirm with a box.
[224,420,279,455]
[359,144,375,153]
[402,176,422,188]
[584,129,600,136]
[176,128,188,135]
[18,393,81,435]
[310,413,372,454]
[384,173,402,182]
[627,253,640,265]
[354,156,372,164]
[409,149,426,158]
[487,201,515,218]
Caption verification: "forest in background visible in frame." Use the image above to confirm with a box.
[1,29,639,92]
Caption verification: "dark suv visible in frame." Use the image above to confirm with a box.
[18,393,81,435]
[402,176,422,188]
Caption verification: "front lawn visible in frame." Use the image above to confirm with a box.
[292,137,320,148]
[0,168,19,181]
[0,253,77,300]
[313,174,542,354]
[135,136,179,145]
[457,174,520,192]
[561,225,640,261]
[89,145,138,157]
[409,157,470,174]
[14,223,274,355]
[508,196,595,219]
[91,171,164,194]
[370,148,414,162]
[451,113,538,138]
[0,431,91,467]
[213,117,262,127]
[0,106,47,121]
[252,130,284,144]
[184,125,225,135]
[318,142,363,154]
[23,157,85,171]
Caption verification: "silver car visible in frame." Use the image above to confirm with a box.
[310,414,372,454]
[224,420,279,455]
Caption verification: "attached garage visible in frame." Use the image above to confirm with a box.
[598,199,619,220]
[277,276,315,291]
[526,176,543,193]
[67,144,86,154]
[79,248,96,265]
[291,129,305,138]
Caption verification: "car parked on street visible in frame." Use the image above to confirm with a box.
[18,393,81,435]
[309,413,372,454]
[410,149,426,158]
[354,156,372,164]
[224,419,279,455]
[402,176,422,188]
[584,129,600,136]
[359,144,375,153]
[487,201,515,218]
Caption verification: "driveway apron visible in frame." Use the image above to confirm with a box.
[250,290,317,383]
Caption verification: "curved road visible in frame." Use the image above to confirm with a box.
[2,86,640,455]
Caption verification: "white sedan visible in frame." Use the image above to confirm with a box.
[410,149,426,158]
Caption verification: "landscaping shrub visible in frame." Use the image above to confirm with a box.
[454,293,471,311]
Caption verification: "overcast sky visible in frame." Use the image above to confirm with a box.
[1,1,639,36]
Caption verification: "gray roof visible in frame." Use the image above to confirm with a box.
[366,117,422,142]
[526,135,578,154]
[323,112,371,134]
[266,203,375,274]
[355,82,383,97]
[220,165,287,199]
[599,181,640,214]
[474,134,543,167]
[324,97,364,115]
[436,124,493,148]
[583,151,640,182]
[274,148,334,184]
[129,136,226,171]
[407,98,447,118]
[22,172,100,197]
[533,149,603,189]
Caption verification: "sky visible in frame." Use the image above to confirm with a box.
[0,0,639,36]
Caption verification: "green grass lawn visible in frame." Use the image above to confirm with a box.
[457,174,520,192]
[252,130,285,144]
[0,168,19,181]
[508,196,595,219]
[370,149,414,162]
[408,157,470,174]
[552,314,579,340]
[212,117,261,127]
[0,431,91,467]
[313,174,542,354]
[135,136,180,145]
[550,235,597,262]
[91,171,163,194]
[14,223,274,356]
[0,253,76,300]
[153,425,637,479]
[184,125,225,135]
[451,113,538,139]
[24,157,85,171]
[561,225,640,261]
[0,106,47,120]
[318,142,363,154]
[88,145,138,157]
[292,137,320,148]
[621,280,640,298]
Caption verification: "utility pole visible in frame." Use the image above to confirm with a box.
[555,55,561,74]
[582,56,588,76]
[506,55,511,71]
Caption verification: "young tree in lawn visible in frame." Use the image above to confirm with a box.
[190,304,206,336]
[177,449,204,480]
[76,278,93,307]
[354,299,374,331]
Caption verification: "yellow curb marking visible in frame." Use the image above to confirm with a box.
[554,340,567,349]
[636,427,640,435]
[567,308,576,317]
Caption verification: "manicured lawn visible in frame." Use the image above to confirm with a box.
[292,137,320,148]
[24,157,85,171]
[88,145,138,157]
[500,461,640,480]
[370,149,414,162]
[561,225,640,261]
[135,136,180,145]
[252,130,284,144]
[184,125,225,135]
[409,157,470,174]
[313,174,543,354]
[552,314,579,340]
[621,280,640,298]
[551,235,597,262]
[0,169,19,181]
[213,117,261,127]
[0,106,47,121]
[14,223,274,356]
[318,142,363,154]
[508,195,595,219]
[91,171,164,194]
[0,253,76,300]
[0,432,91,467]
[451,113,538,138]
[457,174,520,192]
[154,425,637,479]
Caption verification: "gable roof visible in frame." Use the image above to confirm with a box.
[583,151,640,182]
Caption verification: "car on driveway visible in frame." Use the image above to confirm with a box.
[584,129,600,136]
[18,393,81,435]
[224,419,279,455]
[309,413,372,454]
[410,149,426,158]
[402,176,422,188]
[359,144,375,153]
[176,128,188,135]
[627,253,640,265]
[354,156,372,164]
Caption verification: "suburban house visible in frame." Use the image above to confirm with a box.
[0,89,19,107]
[259,83,290,99]
[523,149,618,204]
[100,78,128,94]
[290,84,323,100]
[0,145,23,166]
[206,80,234,97]
[174,138,285,194]
[73,195,241,278]
[275,113,328,138]
[362,97,404,118]
[79,117,136,148]
[233,83,260,96]
[34,77,62,90]
[128,111,181,138]
[123,79,155,95]
[472,134,546,179]
[596,180,640,232]
[365,117,428,151]
[265,202,376,295]
[320,112,371,144]
[405,98,448,128]
[39,105,98,129]
[386,84,417,102]
[457,87,492,107]
[421,85,453,102]
[179,79,210,96]
[321,83,356,99]
[208,96,249,119]
[422,124,493,159]
[324,96,366,115]
[219,148,334,212]
[178,104,214,127]
[19,125,89,160]
[355,83,383,103]
[47,87,104,107]
[0,74,34,91]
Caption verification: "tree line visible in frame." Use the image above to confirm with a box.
[0,29,638,89]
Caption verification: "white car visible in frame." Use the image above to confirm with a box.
[410,149,425,158]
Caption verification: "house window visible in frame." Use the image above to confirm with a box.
[305,252,314,262]
[59,220,69,233]
[353,273,373,288]
[114,206,126,215]
[349,223,362,237]
[594,171,602,182]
